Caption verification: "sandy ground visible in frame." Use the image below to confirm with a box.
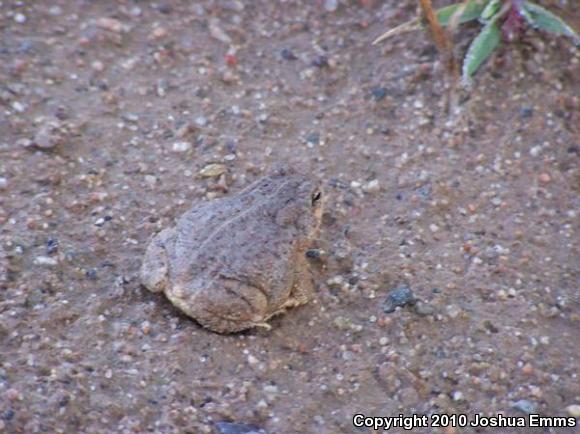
[0,1,579,433]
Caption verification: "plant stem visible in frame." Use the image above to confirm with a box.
[417,0,459,80]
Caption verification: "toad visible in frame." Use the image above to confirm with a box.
[140,165,323,333]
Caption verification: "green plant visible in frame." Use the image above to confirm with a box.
[373,0,579,85]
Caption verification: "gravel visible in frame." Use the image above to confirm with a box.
[383,284,417,313]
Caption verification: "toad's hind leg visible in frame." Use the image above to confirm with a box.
[188,279,270,334]
[140,228,175,293]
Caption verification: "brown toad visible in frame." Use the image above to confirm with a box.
[140,165,323,333]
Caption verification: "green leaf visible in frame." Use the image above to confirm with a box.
[373,1,488,45]
[522,2,579,42]
[462,20,501,83]
[437,1,488,26]
[480,0,501,21]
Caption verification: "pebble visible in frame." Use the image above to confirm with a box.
[306,133,320,145]
[85,269,98,280]
[512,399,536,414]
[215,422,267,434]
[199,163,227,178]
[519,107,533,118]
[209,18,232,44]
[195,116,208,127]
[46,238,59,254]
[362,179,380,194]
[144,175,158,187]
[96,17,124,33]
[34,256,58,266]
[452,391,464,401]
[91,60,105,72]
[280,48,297,61]
[538,173,551,183]
[14,13,26,24]
[151,27,168,39]
[33,120,65,149]
[172,141,192,153]
[324,0,338,12]
[305,249,324,259]
[371,87,388,101]
[312,55,329,68]
[566,404,580,418]
[0,178,7,191]
[383,284,416,313]
[413,300,435,316]
[49,6,63,16]
[11,101,26,112]
[446,305,461,319]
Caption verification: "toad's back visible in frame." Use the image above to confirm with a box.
[170,174,304,287]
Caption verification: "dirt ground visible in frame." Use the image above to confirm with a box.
[1,1,579,433]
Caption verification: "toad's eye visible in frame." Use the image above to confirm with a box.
[311,191,322,206]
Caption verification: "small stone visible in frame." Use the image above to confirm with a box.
[529,145,542,157]
[324,0,338,12]
[452,391,464,401]
[482,319,499,333]
[199,163,227,178]
[333,316,352,331]
[157,4,173,14]
[312,55,329,68]
[512,399,536,414]
[247,354,259,366]
[413,300,435,316]
[14,13,27,24]
[215,421,268,434]
[209,18,231,44]
[141,321,151,335]
[491,197,502,206]
[195,116,208,127]
[151,27,168,39]
[0,178,7,191]
[280,48,297,61]
[223,1,244,11]
[11,101,26,112]
[521,363,533,375]
[371,87,387,101]
[49,6,63,15]
[96,17,124,33]
[172,141,192,153]
[34,256,58,266]
[144,175,158,187]
[85,269,98,280]
[91,60,105,72]
[33,120,66,149]
[362,179,380,194]
[566,404,580,418]
[519,107,533,118]
[446,304,461,319]
[306,133,320,145]
[383,284,416,313]
[538,173,551,183]
[429,223,439,233]
[305,249,323,259]
[46,238,59,254]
